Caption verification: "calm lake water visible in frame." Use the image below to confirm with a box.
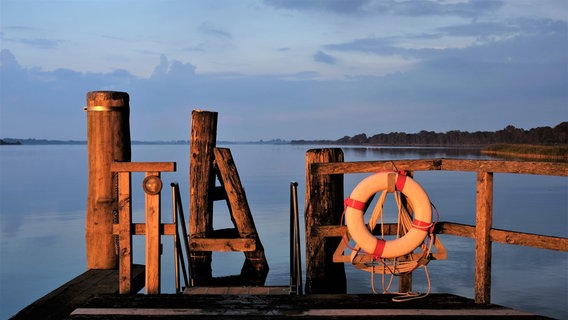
[0,144,566,319]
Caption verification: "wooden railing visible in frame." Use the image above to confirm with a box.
[111,161,176,294]
[305,149,568,304]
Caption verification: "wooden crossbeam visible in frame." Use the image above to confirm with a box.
[189,238,257,252]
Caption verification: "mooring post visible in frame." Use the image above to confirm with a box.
[85,91,131,269]
[305,148,346,293]
[189,110,218,284]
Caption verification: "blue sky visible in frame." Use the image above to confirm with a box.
[1,0,567,141]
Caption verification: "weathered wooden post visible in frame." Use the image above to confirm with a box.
[189,110,217,283]
[305,148,346,293]
[85,91,131,269]
[475,171,493,304]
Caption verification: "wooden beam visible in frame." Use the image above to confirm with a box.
[113,223,176,236]
[311,158,568,176]
[110,161,176,173]
[190,238,257,252]
[490,228,568,252]
[214,147,269,283]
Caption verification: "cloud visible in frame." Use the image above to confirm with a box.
[325,18,567,62]
[313,51,337,64]
[264,0,372,15]
[1,28,566,143]
[151,54,197,79]
[15,37,64,49]
[264,0,504,17]
[198,21,232,39]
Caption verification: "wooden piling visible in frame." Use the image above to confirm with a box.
[85,91,131,269]
[305,148,346,293]
[189,110,218,284]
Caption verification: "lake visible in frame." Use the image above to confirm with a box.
[0,144,566,319]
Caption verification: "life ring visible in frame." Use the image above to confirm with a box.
[344,172,432,259]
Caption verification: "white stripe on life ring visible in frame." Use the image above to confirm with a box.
[345,172,432,259]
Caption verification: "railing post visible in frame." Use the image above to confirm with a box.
[144,172,162,294]
[475,171,493,304]
[117,171,132,294]
[85,91,131,269]
[305,148,346,293]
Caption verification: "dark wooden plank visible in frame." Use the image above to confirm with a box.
[67,293,551,319]
[11,265,144,320]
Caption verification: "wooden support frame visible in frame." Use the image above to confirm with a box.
[188,110,270,286]
[214,147,269,282]
[111,161,176,294]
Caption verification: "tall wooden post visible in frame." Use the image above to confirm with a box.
[85,91,131,269]
[189,110,218,283]
[305,148,346,293]
[475,171,493,304]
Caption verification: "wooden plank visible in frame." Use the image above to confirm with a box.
[184,286,290,295]
[11,265,144,320]
[475,171,493,305]
[113,223,176,236]
[311,158,568,176]
[110,161,176,172]
[490,228,568,252]
[190,238,257,252]
[117,171,132,294]
[214,147,269,283]
[69,293,548,318]
[71,307,538,317]
[145,171,161,294]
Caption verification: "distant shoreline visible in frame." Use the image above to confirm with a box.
[481,144,568,161]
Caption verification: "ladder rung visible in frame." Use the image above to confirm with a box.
[190,238,257,252]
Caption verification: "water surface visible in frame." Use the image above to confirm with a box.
[0,144,566,319]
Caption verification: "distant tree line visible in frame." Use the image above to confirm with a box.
[292,122,567,146]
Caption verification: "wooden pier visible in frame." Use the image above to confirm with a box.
[9,91,567,319]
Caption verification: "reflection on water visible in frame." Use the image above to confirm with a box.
[0,144,566,319]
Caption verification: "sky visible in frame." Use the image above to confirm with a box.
[0,0,567,141]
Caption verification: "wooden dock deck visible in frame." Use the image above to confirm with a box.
[11,270,552,320]
[69,292,548,319]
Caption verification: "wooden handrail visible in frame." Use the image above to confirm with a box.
[305,153,567,305]
[310,158,568,176]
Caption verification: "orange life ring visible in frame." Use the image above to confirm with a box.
[344,172,432,259]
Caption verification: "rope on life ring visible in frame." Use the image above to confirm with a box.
[344,171,433,259]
